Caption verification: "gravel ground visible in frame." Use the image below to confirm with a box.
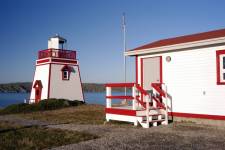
[1,115,225,150]
[49,122,225,150]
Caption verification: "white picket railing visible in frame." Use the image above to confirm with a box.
[105,83,169,128]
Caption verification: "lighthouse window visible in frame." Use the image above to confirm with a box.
[63,71,69,80]
[61,65,71,80]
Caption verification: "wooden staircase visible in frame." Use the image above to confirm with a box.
[136,108,167,128]
[105,83,169,128]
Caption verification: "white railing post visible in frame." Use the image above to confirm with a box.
[133,84,138,126]
[152,88,157,107]
[145,95,150,128]
[132,84,137,110]
[162,84,168,125]
[106,86,112,108]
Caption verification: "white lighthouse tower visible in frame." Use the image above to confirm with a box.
[30,35,84,103]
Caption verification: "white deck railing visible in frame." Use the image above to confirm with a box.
[105,82,169,127]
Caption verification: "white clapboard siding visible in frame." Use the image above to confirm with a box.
[30,64,50,100]
[138,45,225,116]
[50,64,83,101]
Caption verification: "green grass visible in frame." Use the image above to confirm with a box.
[0,121,21,130]
[0,99,84,115]
[0,121,98,150]
[17,104,105,125]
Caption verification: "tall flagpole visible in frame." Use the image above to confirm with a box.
[122,13,127,102]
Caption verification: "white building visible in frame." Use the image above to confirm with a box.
[30,35,84,103]
[105,28,225,128]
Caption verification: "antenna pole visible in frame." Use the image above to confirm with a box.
[122,13,127,99]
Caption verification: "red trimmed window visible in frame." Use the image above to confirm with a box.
[216,50,225,85]
[61,65,71,80]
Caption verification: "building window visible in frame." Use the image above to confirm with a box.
[216,50,225,84]
[223,57,225,69]
[63,71,69,80]
[61,65,71,80]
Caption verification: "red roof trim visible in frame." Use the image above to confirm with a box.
[33,80,43,88]
[61,65,72,72]
[132,28,225,51]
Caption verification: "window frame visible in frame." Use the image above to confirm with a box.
[63,70,69,80]
[61,65,71,81]
[216,50,225,85]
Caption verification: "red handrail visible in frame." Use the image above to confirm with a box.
[105,82,167,110]
[136,84,148,95]
[105,83,135,87]
[106,96,133,100]
[135,96,146,108]
[151,83,166,97]
[152,96,166,109]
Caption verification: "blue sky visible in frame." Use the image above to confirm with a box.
[1,0,225,83]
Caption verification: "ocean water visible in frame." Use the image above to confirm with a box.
[0,92,107,108]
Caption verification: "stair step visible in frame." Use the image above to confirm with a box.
[141,119,165,124]
[138,113,164,117]
[149,107,163,110]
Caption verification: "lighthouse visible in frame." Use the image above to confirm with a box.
[29,35,84,103]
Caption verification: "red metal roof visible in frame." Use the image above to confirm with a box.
[132,28,225,51]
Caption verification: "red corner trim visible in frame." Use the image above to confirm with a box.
[105,108,136,116]
[37,58,50,64]
[51,58,77,64]
[135,55,138,84]
[141,58,143,87]
[169,112,225,120]
[29,67,36,101]
[160,56,163,83]
[141,58,143,102]
[77,65,85,102]
[47,63,52,99]
[36,58,77,65]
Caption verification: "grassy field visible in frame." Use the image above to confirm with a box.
[1,104,225,149]
[0,103,104,149]
[0,99,84,115]
[17,104,106,125]
[0,121,98,150]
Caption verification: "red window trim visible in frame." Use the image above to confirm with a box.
[61,65,71,80]
[216,50,225,85]
[62,70,70,80]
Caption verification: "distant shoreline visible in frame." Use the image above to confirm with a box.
[0,82,127,93]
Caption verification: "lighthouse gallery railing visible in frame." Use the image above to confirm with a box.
[38,49,76,60]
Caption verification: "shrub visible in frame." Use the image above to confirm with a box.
[0,99,84,115]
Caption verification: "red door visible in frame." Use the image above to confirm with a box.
[33,80,43,103]
[35,88,41,103]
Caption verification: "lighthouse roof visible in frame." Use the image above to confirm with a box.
[49,34,67,43]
